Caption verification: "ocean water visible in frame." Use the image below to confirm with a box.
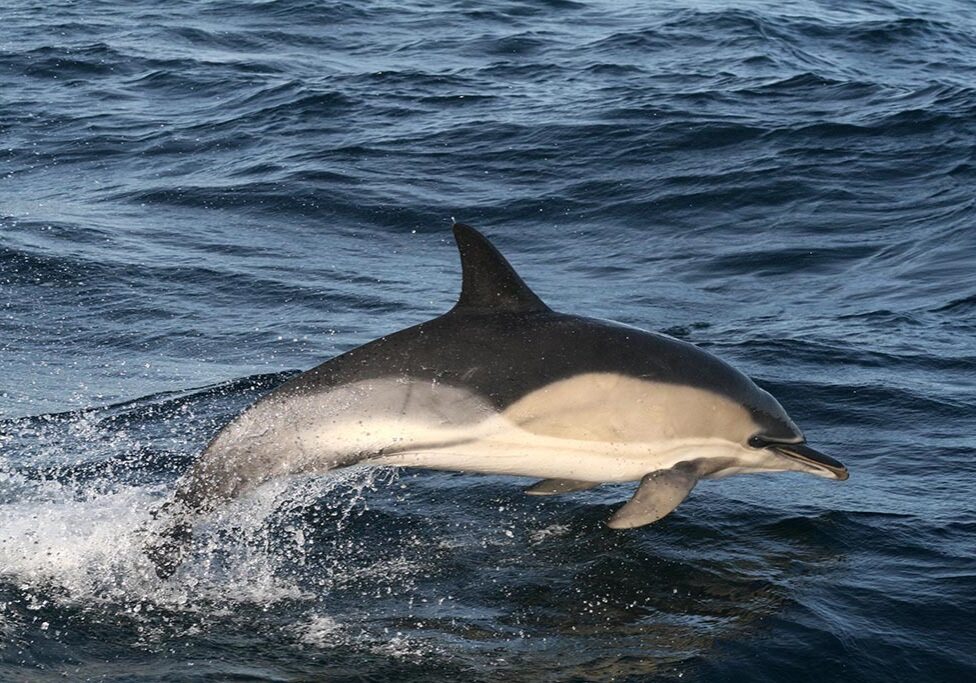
[2,0,975,680]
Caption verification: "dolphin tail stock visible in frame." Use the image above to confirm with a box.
[143,498,198,580]
[143,469,278,580]
[142,441,289,579]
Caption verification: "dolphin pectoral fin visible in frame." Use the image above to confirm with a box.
[606,464,699,529]
[525,478,600,496]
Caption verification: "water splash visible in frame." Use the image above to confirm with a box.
[0,435,396,613]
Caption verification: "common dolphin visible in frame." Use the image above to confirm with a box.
[146,223,848,578]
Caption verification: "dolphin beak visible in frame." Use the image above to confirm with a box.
[773,442,849,480]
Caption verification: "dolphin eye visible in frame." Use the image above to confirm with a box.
[748,435,771,449]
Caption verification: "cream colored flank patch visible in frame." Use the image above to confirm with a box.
[504,373,758,443]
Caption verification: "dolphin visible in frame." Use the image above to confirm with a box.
[146,223,848,578]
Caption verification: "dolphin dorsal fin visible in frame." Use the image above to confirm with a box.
[450,223,550,314]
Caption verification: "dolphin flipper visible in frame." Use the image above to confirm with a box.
[525,478,600,496]
[606,463,700,529]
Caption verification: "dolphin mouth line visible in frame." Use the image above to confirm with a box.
[771,442,849,480]
[749,434,848,480]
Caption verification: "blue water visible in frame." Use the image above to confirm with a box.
[2,0,975,680]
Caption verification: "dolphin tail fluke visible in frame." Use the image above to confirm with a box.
[606,463,700,529]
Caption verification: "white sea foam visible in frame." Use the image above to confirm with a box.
[0,457,394,614]
[528,523,571,544]
[298,614,345,646]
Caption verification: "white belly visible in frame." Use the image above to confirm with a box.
[370,421,759,482]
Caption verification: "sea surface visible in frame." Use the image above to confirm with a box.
[2,0,975,681]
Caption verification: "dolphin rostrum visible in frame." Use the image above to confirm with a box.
[146,223,848,577]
